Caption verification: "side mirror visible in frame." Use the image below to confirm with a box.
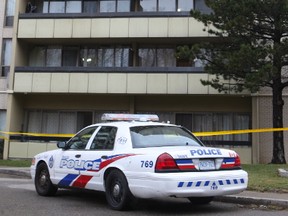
[57,141,67,149]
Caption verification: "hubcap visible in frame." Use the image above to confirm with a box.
[112,183,121,198]
[39,172,47,186]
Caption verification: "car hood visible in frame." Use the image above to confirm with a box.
[34,149,62,160]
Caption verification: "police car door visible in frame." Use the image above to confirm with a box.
[78,126,118,191]
[54,126,98,188]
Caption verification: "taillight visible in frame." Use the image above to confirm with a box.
[220,154,241,169]
[234,154,241,167]
[155,153,179,172]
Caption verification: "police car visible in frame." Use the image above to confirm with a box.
[30,113,248,210]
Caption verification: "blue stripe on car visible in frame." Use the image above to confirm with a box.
[177,178,245,188]
[58,174,78,187]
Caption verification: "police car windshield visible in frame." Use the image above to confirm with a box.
[130,125,203,148]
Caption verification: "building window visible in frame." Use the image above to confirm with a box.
[139,0,193,12]
[66,1,82,13]
[77,112,93,131]
[1,39,12,77]
[24,110,128,141]
[78,0,131,12]
[80,47,98,67]
[139,0,156,11]
[98,46,131,67]
[27,0,211,14]
[138,47,176,67]
[41,111,59,134]
[100,0,116,12]
[30,45,131,67]
[5,0,15,26]
[80,46,131,67]
[175,46,208,67]
[29,46,46,66]
[40,0,131,13]
[59,112,77,133]
[0,110,7,133]
[62,47,79,66]
[117,0,131,12]
[159,0,175,11]
[46,46,62,66]
[31,0,209,14]
[43,0,82,13]
[44,1,65,13]
[234,114,250,141]
[176,112,251,145]
[98,47,114,67]
[26,110,93,135]
[194,0,213,14]
[83,0,97,13]
[28,44,207,68]
[178,0,194,12]
[29,46,61,67]
[156,49,176,67]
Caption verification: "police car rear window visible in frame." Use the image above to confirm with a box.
[130,126,203,148]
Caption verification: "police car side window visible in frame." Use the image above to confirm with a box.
[68,127,98,150]
[90,126,117,150]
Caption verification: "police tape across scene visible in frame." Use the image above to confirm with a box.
[1,127,288,139]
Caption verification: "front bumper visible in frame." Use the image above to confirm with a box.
[30,165,36,180]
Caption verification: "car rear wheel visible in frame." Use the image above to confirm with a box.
[105,170,135,210]
[188,197,214,205]
[35,163,58,196]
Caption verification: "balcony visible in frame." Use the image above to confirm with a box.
[13,66,227,95]
[17,16,213,39]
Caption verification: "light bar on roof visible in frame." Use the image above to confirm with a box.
[101,113,159,122]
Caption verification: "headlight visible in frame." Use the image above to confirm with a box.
[31,157,36,166]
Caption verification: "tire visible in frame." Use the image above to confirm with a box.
[105,169,135,211]
[188,197,214,205]
[35,162,58,196]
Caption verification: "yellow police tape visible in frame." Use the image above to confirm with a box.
[1,128,288,140]
[193,128,288,137]
[0,135,8,140]
[0,131,73,139]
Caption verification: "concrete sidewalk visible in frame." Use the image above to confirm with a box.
[0,167,287,208]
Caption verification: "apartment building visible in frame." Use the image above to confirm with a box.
[2,0,287,164]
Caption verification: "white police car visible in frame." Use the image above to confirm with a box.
[30,113,248,210]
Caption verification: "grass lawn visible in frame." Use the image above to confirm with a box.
[242,164,288,193]
[0,159,287,193]
[0,159,32,167]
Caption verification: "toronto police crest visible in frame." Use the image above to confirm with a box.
[49,156,54,168]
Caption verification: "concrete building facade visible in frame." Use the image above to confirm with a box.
[1,0,288,164]
[0,0,15,158]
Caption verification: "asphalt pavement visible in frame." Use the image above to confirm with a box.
[0,167,287,209]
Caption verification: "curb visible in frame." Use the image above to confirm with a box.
[0,168,31,179]
[215,195,288,209]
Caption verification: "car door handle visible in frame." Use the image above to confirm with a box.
[75,154,81,158]
[101,155,108,160]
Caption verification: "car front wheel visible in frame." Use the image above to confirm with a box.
[35,162,58,196]
[105,169,135,210]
